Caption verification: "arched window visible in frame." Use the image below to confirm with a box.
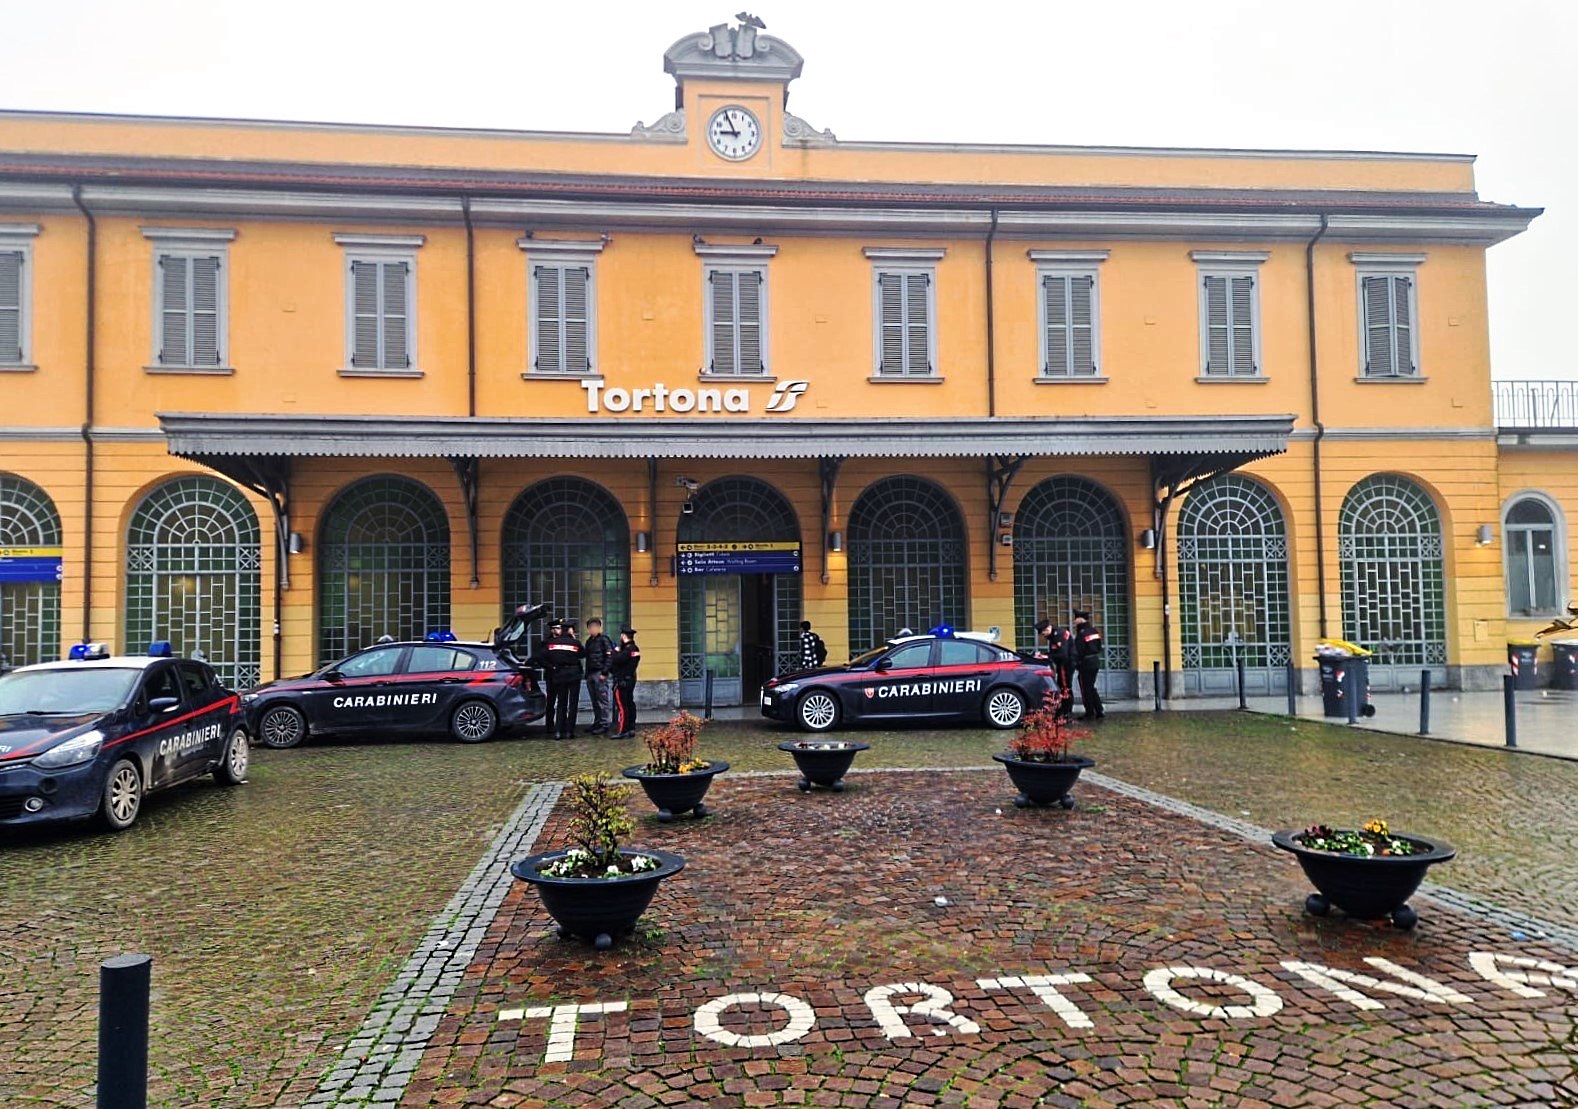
[318,476,449,664]
[847,476,966,652]
[1504,495,1565,615]
[501,477,629,653]
[0,473,63,669]
[1013,476,1131,693]
[1176,474,1292,694]
[125,475,261,688]
[1339,475,1447,678]
[676,476,802,704]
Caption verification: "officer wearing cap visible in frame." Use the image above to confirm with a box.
[1034,617,1075,721]
[532,617,586,739]
[1072,609,1105,720]
[609,626,641,739]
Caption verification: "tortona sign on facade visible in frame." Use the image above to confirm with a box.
[580,379,809,414]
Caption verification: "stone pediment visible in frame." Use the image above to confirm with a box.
[663,15,805,84]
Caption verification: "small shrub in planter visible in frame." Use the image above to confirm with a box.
[622,711,730,821]
[510,772,685,950]
[992,705,1095,809]
[1272,818,1456,930]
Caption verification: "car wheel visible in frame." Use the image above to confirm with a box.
[214,727,249,786]
[98,759,143,832]
[796,690,840,733]
[451,700,498,743]
[258,705,306,749]
[984,687,1027,729]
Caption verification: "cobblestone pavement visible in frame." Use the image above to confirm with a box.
[417,771,1578,1107]
[5,712,1578,1107]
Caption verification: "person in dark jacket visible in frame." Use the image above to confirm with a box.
[532,618,586,739]
[798,621,827,669]
[1072,609,1105,720]
[609,626,641,739]
[583,617,614,735]
[1034,617,1075,721]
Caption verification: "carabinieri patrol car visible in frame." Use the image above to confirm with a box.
[242,603,550,748]
[760,627,1057,733]
[0,643,248,831]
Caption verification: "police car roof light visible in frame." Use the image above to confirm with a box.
[70,642,111,660]
[928,625,954,638]
[425,629,457,642]
[148,641,174,657]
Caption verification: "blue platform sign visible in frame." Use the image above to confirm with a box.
[676,541,802,575]
[0,547,64,584]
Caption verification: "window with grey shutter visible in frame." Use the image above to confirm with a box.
[350,259,411,370]
[1042,273,1097,377]
[156,252,224,367]
[1201,273,1257,376]
[533,263,591,373]
[1362,273,1416,377]
[0,251,20,364]
[707,269,765,374]
[877,270,932,376]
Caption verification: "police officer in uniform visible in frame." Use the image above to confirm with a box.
[609,626,641,739]
[583,617,614,735]
[1072,609,1105,720]
[533,618,586,739]
[1034,617,1075,721]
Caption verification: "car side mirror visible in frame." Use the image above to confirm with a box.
[323,670,344,683]
[148,696,181,714]
[874,658,893,672]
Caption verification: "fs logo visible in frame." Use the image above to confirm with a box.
[765,380,810,413]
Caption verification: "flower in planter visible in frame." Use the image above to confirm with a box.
[641,710,713,775]
[1006,704,1089,763]
[1292,818,1425,858]
[537,772,660,878]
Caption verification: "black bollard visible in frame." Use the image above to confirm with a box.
[1286,662,1297,717]
[1503,673,1517,748]
[1236,653,1248,711]
[703,669,714,721]
[1418,669,1431,736]
[98,953,151,1109]
[1152,660,1162,712]
[1345,664,1359,725]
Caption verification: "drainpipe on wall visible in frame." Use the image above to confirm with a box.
[1306,214,1330,639]
[462,196,477,419]
[71,185,96,644]
[985,207,999,418]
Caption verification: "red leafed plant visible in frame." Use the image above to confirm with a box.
[1007,704,1088,763]
[642,710,712,775]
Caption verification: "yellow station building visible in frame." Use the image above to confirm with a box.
[1,18,1572,705]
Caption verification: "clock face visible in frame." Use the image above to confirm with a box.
[707,106,762,161]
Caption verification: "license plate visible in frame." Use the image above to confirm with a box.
[760,693,771,706]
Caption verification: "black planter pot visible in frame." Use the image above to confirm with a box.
[992,753,1095,809]
[779,740,870,792]
[622,762,730,821]
[510,847,685,950]
[1271,829,1456,930]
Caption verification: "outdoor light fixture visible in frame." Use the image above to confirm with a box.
[1138,528,1157,550]
[996,511,1013,530]
[999,532,1013,547]
[681,498,695,515]
[828,530,844,553]
[635,531,650,554]
[1476,523,1494,546]
[288,532,306,555]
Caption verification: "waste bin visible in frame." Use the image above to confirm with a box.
[1552,641,1578,691]
[1317,656,1372,718]
[1507,641,1540,691]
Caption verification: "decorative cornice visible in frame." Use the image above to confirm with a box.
[1189,250,1271,265]
[0,222,42,239]
[629,109,687,143]
[863,247,946,262]
[1027,249,1110,265]
[516,235,609,255]
[782,112,836,146]
[693,241,778,259]
[332,232,425,249]
[139,226,236,242]
[663,20,804,85]
[1348,251,1428,266]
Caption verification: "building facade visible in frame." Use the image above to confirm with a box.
[1,19,1570,703]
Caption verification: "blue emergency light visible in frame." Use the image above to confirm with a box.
[928,625,954,638]
[148,641,174,657]
[425,629,457,642]
[69,642,111,660]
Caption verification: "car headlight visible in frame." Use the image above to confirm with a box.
[771,683,799,696]
[34,729,105,769]
[240,692,258,705]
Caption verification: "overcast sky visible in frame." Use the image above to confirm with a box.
[4,0,1571,380]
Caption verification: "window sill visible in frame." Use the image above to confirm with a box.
[1035,375,1107,385]
[339,367,424,378]
[699,372,776,383]
[144,364,235,376]
[0,363,38,373]
[868,374,944,384]
[522,370,602,380]
[1196,374,1269,384]
[1355,375,1428,384]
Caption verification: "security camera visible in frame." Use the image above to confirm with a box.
[675,476,700,492]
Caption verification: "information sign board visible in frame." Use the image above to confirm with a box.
[0,546,64,584]
[676,541,802,575]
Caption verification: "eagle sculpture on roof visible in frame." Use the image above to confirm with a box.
[1535,602,1578,639]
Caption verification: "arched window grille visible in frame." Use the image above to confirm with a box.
[1339,474,1447,674]
[1504,496,1565,616]
[847,475,966,652]
[318,476,449,664]
[1013,476,1131,691]
[125,475,261,688]
[0,473,63,669]
[501,477,629,653]
[677,476,802,700]
[1176,474,1292,694]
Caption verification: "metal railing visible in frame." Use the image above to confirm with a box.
[1494,379,1578,429]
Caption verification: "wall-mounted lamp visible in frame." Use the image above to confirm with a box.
[828,530,844,553]
[635,531,650,554]
[1138,528,1157,550]
[1476,523,1494,546]
[288,532,306,555]
[996,511,1013,530]
[999,532,1013,547]
[681,498,695,515]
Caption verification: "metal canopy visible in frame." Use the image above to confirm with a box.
[160,412,1294,463]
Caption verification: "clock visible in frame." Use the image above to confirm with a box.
[707,106,762,161]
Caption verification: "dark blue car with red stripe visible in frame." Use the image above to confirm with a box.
[0,647,248,832]
[760,628,1058,733]
[243,603,549,749]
